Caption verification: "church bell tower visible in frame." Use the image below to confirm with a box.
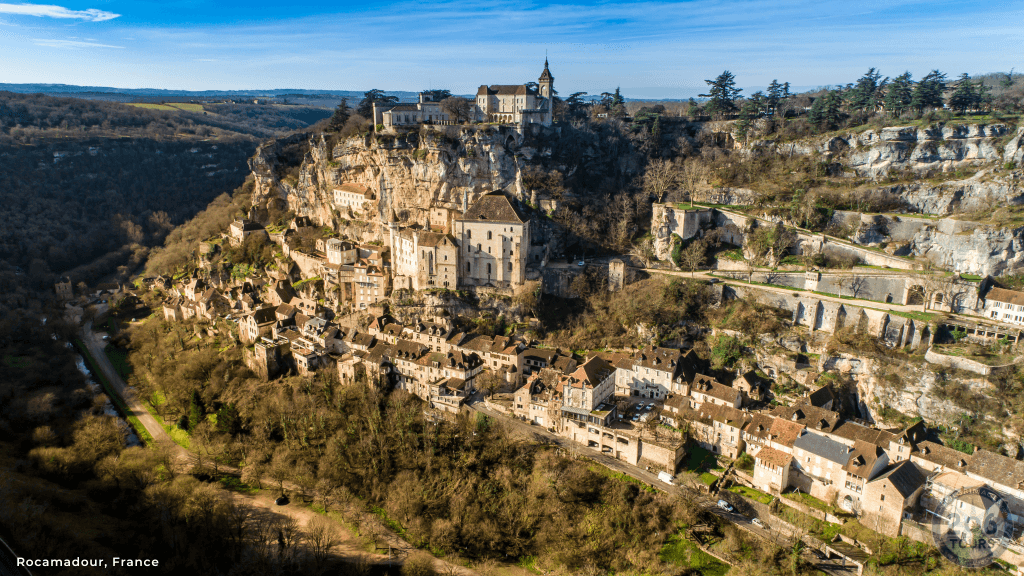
[538,58,554,99]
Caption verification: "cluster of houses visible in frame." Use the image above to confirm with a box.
[140,185,1024,555]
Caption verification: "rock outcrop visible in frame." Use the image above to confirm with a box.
[250,126,530,241]
[747,123,1015,179]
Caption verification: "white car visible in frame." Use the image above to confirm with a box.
[577,261,585,266]
[751,517,765,528]
[716,500,735,513]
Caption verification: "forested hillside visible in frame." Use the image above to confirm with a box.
[0,92,331,297]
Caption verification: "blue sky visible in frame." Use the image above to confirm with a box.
[0,0,1021,98]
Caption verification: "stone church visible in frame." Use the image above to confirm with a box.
[375,59,555,128]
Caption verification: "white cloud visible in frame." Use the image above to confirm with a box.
[33,38,123,48]
[0,3,119,22]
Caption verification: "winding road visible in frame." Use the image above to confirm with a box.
[79,321,478,575]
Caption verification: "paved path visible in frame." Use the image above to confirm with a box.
[644,267,932,315]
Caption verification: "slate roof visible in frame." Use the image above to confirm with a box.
[523,348,559,364]
[843,440,885,478]
[831,421,896,448]
[565,356,614,389]
[986,287,1024,307]
[968,450,1024,490]
[757,446,793,469]
[770,404,841,433]
[477,84,533,96]
[869,460,926,499]
[793,432,851,465]
[249,307,277,325]
[913,441,972,471]
[633,345,684,372]
[459,192,526,223]
[807,385,835,407]
[417,231,457,247]
[743,414,776,440]
[699,404,750,429]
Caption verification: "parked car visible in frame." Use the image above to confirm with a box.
[751,517,765,528]
[657,471,675,485]
[576,261,585,267]
[708,278,720,284]
[716,500,735,513]
[631,415,639,422]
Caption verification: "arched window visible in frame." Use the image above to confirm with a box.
[508,262,513,272]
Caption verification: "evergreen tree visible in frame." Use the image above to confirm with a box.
[883,72,914,117]
[766,80,789,117]
[947,73,977,115]
[847,68,886,112]
[808,90,844,131]
[699,70,742,116]
[356,89,399,118]
[735,100,759,141]
[326,99,350,131]
[612,87,625,107]
[420,89,452,102]
[187,390,204,431]
[748,91,768,117]
[911,70,947,113]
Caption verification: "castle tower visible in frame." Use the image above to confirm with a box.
[538,58,553,99]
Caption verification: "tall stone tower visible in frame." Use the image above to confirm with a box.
[608,259,625,292]
[538,58,554,99]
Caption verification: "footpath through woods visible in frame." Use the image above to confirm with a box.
[79,321,480,576]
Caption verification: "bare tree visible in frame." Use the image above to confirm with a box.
[834,275,850,298]
[440,97,472,124]
[630,236,656,268]
[305,515,337,570]
[679,239,707,277]
[849,275,869,299]
[642,158,679,203]
[679,158,711,206]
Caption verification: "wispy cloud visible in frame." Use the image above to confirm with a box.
[0,3,119,22]
[33,37,123,48]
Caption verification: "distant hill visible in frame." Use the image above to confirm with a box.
[0,83,425,105]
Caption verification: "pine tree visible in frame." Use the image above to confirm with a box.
[700,70,743,117]
[766,80,789,117]
[911,70,947,113]
[188,390,204,431]
[947,73,977,115]
[326,99,350,131]
[809,90,844,131]
[357,89,399,118]
[847,68,885,112]
[735,100,759,142]
[883,72,914,117]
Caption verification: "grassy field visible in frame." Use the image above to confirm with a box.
[659,529,731,576]
[782,490,831,513]
[728,485,773,505]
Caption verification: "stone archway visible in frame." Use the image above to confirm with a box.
[840,495,855,512]
[906,285,925,306]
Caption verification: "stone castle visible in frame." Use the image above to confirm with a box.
[373,59,555,128]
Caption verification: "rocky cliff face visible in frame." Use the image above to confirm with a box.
[249,126,529,241]
[748,123,1017,178]
[904,224,1024,276]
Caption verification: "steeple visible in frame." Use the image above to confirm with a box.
[538,57,554,98]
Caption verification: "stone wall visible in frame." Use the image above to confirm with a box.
[651,204,714,259]
[723,283,932,349]
[922,346,1020,376]
[710,207,920,270]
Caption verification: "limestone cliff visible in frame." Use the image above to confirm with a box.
[748,123,1015,178]
[249,126,530,241]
